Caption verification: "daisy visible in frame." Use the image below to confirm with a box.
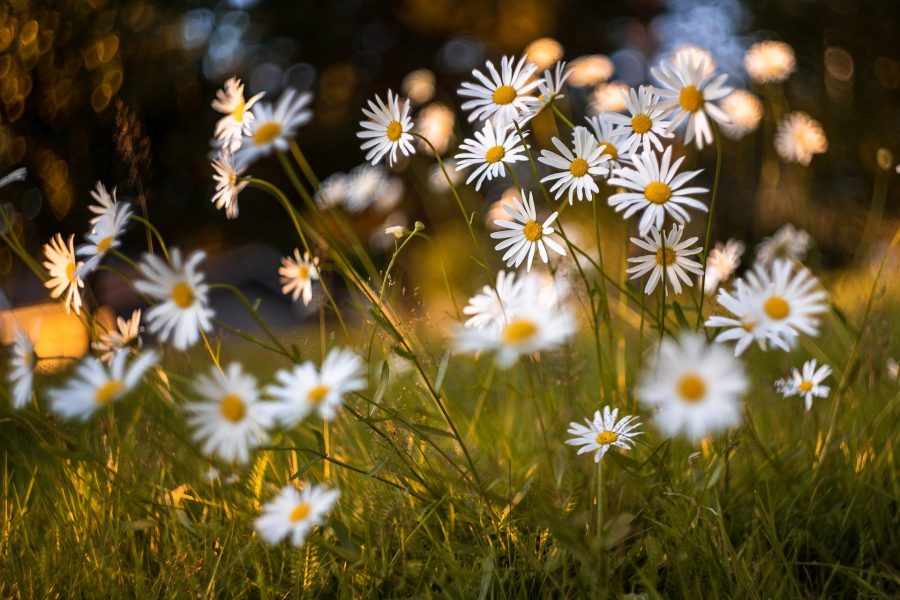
[279,249,319,306]
[458,55,541,127]
[755,223,812,266]
[86,181,119,228]
[212,76,265,151]
[234,88,313,168]
[211,151,247,219]
[314,172,350,210]
[565,406,642,463]
[719,91,763,140]
[134,249,214,350]
[585,113,633,168]
[454,121,528,191]
[268,348,366,424]
[185,363,274,464]
[92,309,143,364]
[651,55,733,149]
[538,126,611,203]
[605,85,673,155]
[705,280,782,356]
[255,484,340,547]
[669,45,717,79]
[463,270,564,333]
[8,325,35,409]
[358,89,415,166]
[703,238,745,294]
[626,224,704,295]
[744,41,796,85]
[49,349,159,421]
[777,359,832,410]
[536,60,571,105]
[607,146,708,236]
[0,167,27,188]
[638,331,748,440]
[43,233,84,315]
[77,193,132,274]
[746,258,828,347]
[489,189,566,271]
[343,164,387,213]
[774,112,828,166]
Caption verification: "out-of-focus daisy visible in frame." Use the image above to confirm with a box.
[314,172,350,210]
[87,182,118,228]
[384,224,409,238]
[608,146,708,236]
[134,249,214,350]
[185,363,274,464]
[567,54,614,87]
[343,164,392,213]
[755,223,812,266]
[462,270,565,333]
[211,152,247,219]
[747,258,828,348]
[489,189,566,271]
[92,309,143,364]
[651,55,732,149]
[358,89,415,166]
[401,68,435,105]
[774,112,828,166]
[49,350,158,421]
[255,484,339,547]
[638,331,747,440]
[279,249,319,306]
[235,88,313,167]
[627,224,704,295]
[458,55,541,127]
[414,102,455,155]
[565,406,642,463]
[777,359,832,410]
[588,81,629,114]
[77,196,132,274]
[268,348,366,424]
[538,126,611,203]
[744,41,796,85]
[669,45,717,79]
[703,238,745,294]
[525,38,564,70]
[0,167,27,188]
[705,280,779,355]
[8,325,35,409]
[454,120,528,191]
[212,77,265,151]
[536,61,571,105]
[605,85,673,155]
[585,114,633,168]
[43,233,84,315]
[719,91,763,140]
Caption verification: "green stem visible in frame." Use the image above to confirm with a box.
[289,139,321,190]
[129,215,169,260]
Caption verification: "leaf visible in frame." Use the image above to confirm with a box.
[434,349,451,393]
[392,344,415,361]
[372,360,390,407]
[671,301,690,329]
[369,306,401,341]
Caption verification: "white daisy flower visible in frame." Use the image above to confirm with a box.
[585,113,633,168]
[774,112,828,166]
[746,258,828,348]
[76,192,132,274]
[604,85,673,155]
[255,484,340,547]
[43,233,84,315]
[185,363,274,464]
[719,90,763,140]
[705,280,782,356]
[234,88,313,168]
[314,172,350,210]
[489,189,566,271]
[607,146,708,236]
[651,54,733,149]
[268,348,366,424]
[626,224,704,295]
[669,45,717,79]
[49,350,159,421]
[638,331,748,440]
[454,120,528,191]
[778,358,832,411]
[744,41,796,85]
[8,324,35,409]
[703,238,745,294]
[92,309,143,364]
[86,181,119,228]
[134,249,214,350]
[279,249,319,306]
[755,223,812,266]
[0,167,27,188]
[462,270,565,333]
[458,55,541,127]
[358,89,415,167]
[536,60,571,105]
[212,76,265,151]
[538,126,611,204]
[211,151,247,219]
[565,406,642,463]
[343,164,389,213]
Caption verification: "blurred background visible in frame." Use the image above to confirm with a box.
[0,0,898,358]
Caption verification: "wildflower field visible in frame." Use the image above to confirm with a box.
[1,1,899,597]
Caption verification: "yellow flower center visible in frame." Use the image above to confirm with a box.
[763,295,790,320]
[677,372,706,403]
[66,261,77,283]
[96,236,114,253]
[296,264,310,281]
[289,502,311,523]
[307,384,330,404]
[171,282,195,309]
[523,220,543,242]
[231,99,246,122]
[492,85,517,105]
[219,393,246,423]
[95,379,123,405]
[742,321,755,332]
[678,85,704,112]
[503,318,538,344]
[253,121,282,146]
[569,157,589,177]
[644,181,672,204]
[598,141,618,160]
[595,430,618,445]
[798,380,813,392]
[655,247,676,266]
[631,113,652,134]
[386,120,403,142]
[485,145,506,164]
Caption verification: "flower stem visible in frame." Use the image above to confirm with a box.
[695,124,723,329]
